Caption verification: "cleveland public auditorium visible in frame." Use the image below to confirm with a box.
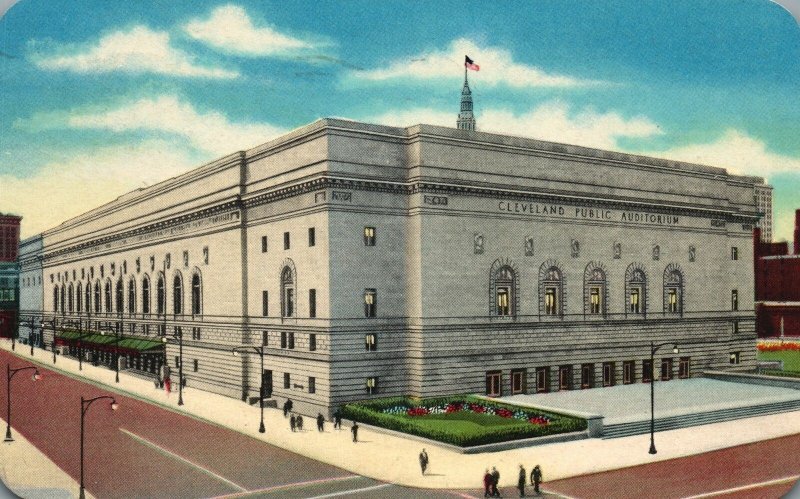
[17,118,764,417]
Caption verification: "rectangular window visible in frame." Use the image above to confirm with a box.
[545,287,558,315]
[309,289,316,318]
[679,357,690,379]
[733,321,739,334]
[308,227,316,247]
[262,330,268,346]
[284,288,294,317]
[281,331,287,349]
[623,361,635,384]
[288,332,295,350]
[730,352,741,364]
[366,377,378,395]
[309,333,317,351]
[175,356,180,368]
[485,371,501,397]
[580,364,594,389]
[535,367,549,393]
[731,290,738,311]
[511,369,526,395]
[559,366,572,390]
[192,327,201,340]
[731,247,738,260]
[660,358,673,381]
[642,359,653,383]
[309,377,316,394]
[364,289,376,318]
[668,289,678,313]
[364,227,376,246]
[630,288,641,314]
[365,333,377,351]
[193,359,198,372]
[590,287,601,314]
[284,372,290,389]
[603,362,615,387]
[283,232,290,250]
[496,287,510,315]
[261,236,268,253]
[262,291,269,316]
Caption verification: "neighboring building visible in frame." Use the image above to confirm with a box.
[755,209,800,337]
[0,214,21,339]
[754,184,773,242]
[28,118,761,416]
[17,235,44,345]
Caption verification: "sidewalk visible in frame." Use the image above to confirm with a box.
[3,338,800,491]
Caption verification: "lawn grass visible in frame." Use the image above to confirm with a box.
[395,411,525,434]
[757,350,800,372]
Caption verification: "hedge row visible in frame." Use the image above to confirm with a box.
[341,395,587,447]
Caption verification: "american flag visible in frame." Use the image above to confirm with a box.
[465,55,480,71]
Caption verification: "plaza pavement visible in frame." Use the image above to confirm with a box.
[3,338,800,493]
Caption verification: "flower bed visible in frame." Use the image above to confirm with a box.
[758,341,800,352]
[341,395,586,447]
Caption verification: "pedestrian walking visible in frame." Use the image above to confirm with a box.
[517,464,526,497]
[333,410,342,429]
[530,465,543,496]
[283,398,293,417]
[351,421,359,442]
[490,466,501,497]
[483,469,493,498]
[290,414,296,432]
[296,415,304,431]
[419,448,429,475]
[164,376,171,396]
[317,413,325,432]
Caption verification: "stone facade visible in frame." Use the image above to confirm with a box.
[25,119,761,417]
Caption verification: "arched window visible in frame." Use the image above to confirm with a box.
[663,264,684,315]
[128,279,136,315]
[105,280,113,313]
[539,261,565,317]
[281,266,295,317]
[68,283,74,313]
[60,284,66,314]
[94,281,101,313]
[76,283,83,313]
[173,273,183,315]
[490,262,517,316]
[53,286,59,312]
[142,276,151,314]
[157,274,165,315]
[625,264,647,316]
[584,263,607,317]
[116,279,124,314]
[191,272,201,316]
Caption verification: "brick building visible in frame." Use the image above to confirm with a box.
[0,214,22,339]
[755,209,800,337]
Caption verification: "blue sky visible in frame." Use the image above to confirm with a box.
[1,0,798,241]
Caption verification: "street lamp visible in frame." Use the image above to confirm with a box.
[79,395,118,499]
[161,328,184,406]
[39,317,57,361]
[100,323,121,383]
[233,344,267,433]
[4,364,42,442]
[649,341,679,454]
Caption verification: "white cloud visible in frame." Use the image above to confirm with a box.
[184,4,316,56]
[0,141,197,239]
[642,129,800,178]
[66,95,284,156]
[33,26,238,78]
[368,101,661,150]
[355,38,601,88]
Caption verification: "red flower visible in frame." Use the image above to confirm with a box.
[407,407,429,416]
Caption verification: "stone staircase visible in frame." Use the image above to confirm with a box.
[602,398,800,439]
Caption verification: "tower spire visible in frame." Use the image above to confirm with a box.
[457,66,476,131]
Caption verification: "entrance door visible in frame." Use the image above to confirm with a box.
[581,364,593,389]
[602,362,615,387]
[535,367,549,393]
[262,370,273,398]
[559,366,572,390]
[486,371,502,397]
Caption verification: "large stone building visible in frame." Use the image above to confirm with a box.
[755,210,800,337]
[0,213,21,339]
[20,119,762,416]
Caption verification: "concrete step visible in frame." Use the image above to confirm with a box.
[602,398,800,438]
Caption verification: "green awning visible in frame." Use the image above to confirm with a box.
[57,331,163,352]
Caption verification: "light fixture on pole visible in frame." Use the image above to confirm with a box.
[79,395,117,499]
[4,364,42,442]
[233,343,267,433]
[100,324,121,383]
[649,342,679,454]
